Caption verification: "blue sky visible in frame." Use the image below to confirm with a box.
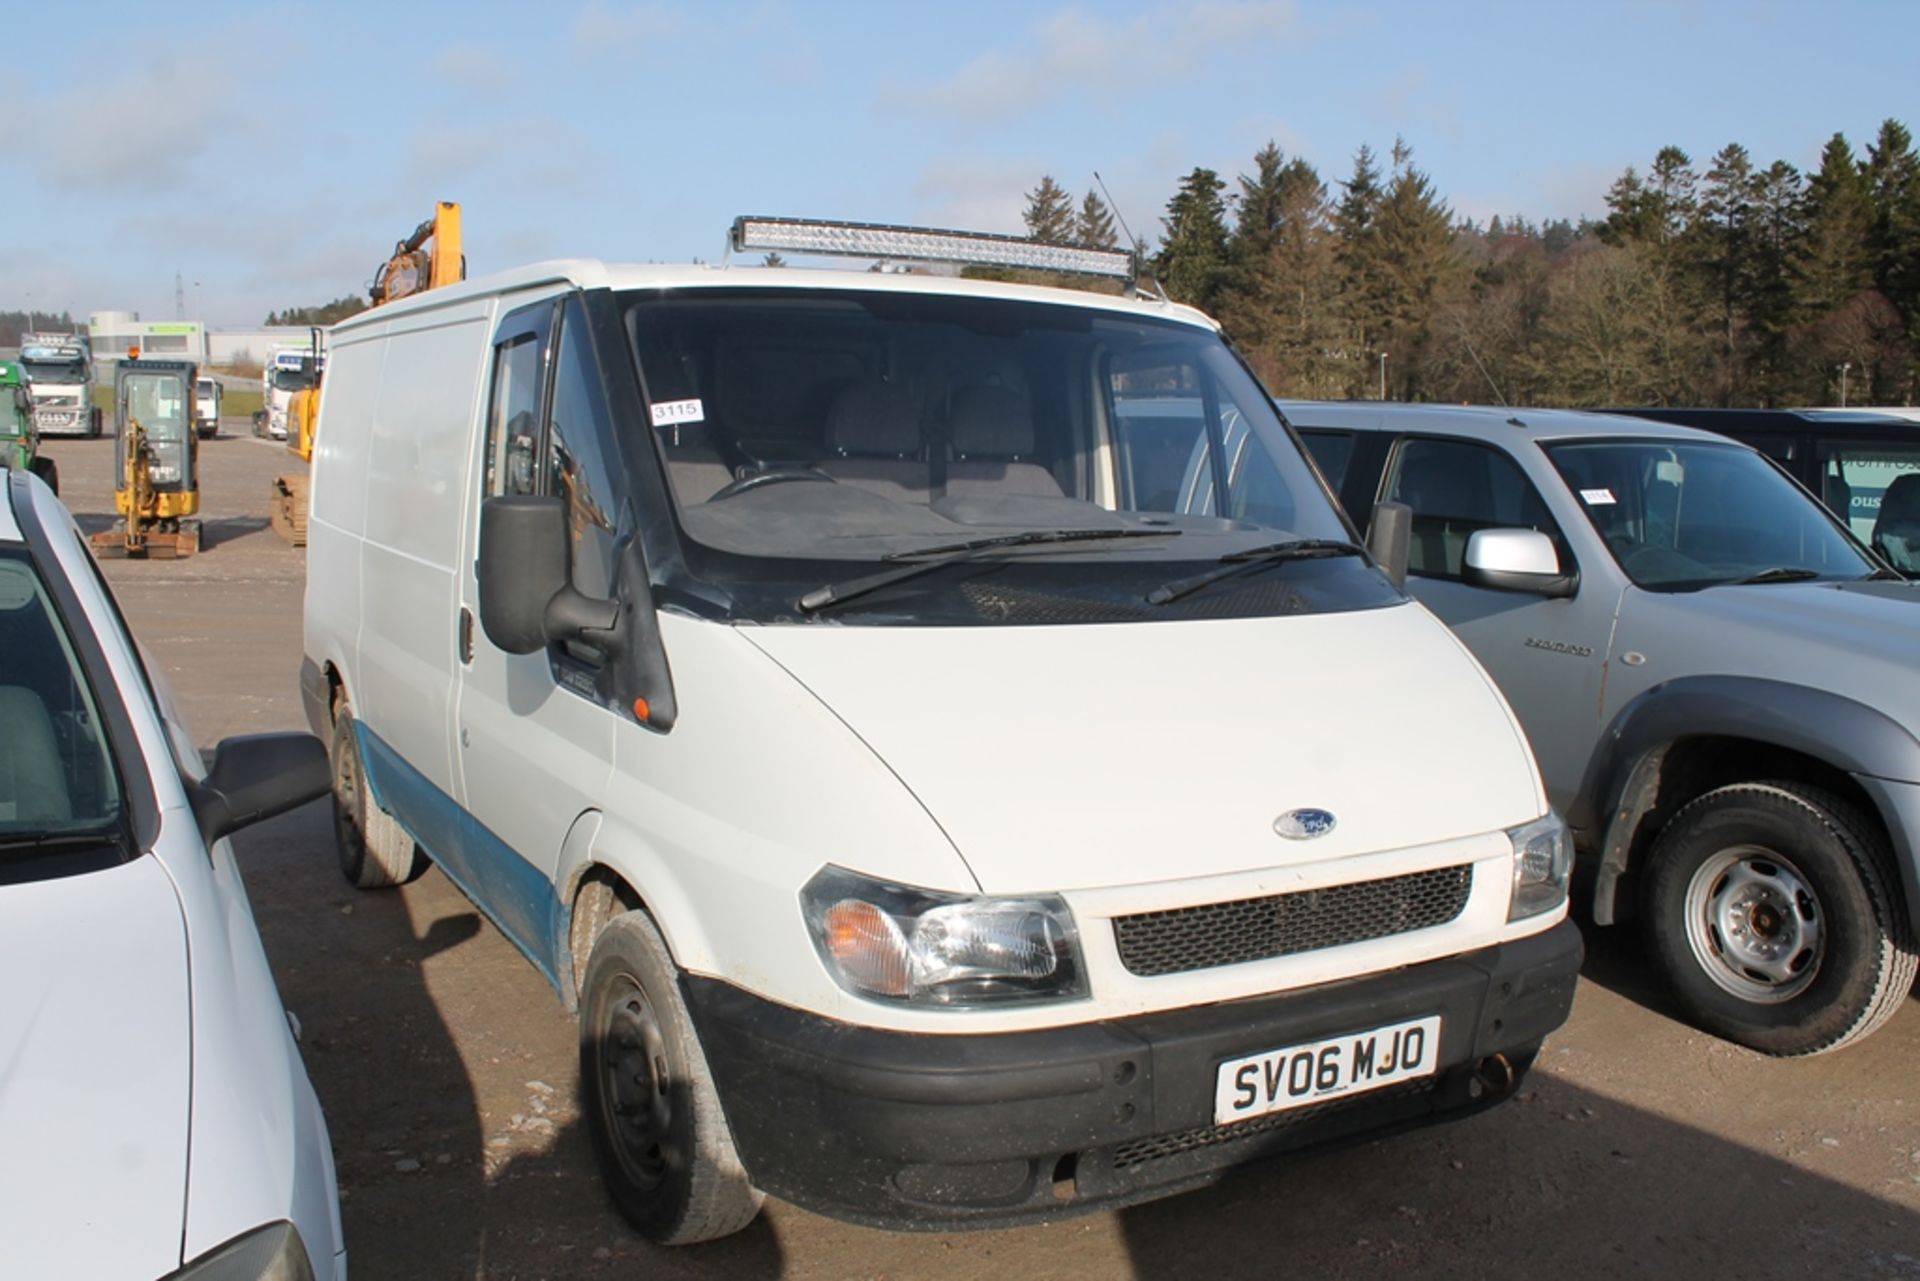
[6,0,1914,328]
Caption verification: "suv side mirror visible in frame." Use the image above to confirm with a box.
[1464,528,1578,598]
[477,496,620,655]
[189,733,330,846]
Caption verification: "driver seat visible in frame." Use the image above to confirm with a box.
[1871,473,1920,573]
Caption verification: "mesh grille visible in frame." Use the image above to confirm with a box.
[1113,865,1473,977]
[1110,1078,1437,1168]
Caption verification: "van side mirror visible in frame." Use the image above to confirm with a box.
[189,732,330,846]
[478,495,620,654]
[1464,528,1578,598]
[1367,501,1411,587]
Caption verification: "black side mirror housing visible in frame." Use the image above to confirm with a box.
[477,495,619,655]
[189,732,330,846]
[1367,500,1411,587]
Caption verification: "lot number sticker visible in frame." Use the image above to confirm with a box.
[650,398,705,428]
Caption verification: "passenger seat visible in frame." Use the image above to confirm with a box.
[818,382,930,503]
[0,686,72,823]
[944,386,1063,499]
[1872,473,1920,573]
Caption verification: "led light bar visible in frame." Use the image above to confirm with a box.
[730,215,1135,280]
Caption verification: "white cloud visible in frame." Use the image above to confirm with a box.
[883,1,1296,123]
[26,52,230,194]
[435,43,509,92]
[571,1,681,55]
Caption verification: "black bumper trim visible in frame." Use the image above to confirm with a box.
[298,655,329,740]
[685,917,1583,1230]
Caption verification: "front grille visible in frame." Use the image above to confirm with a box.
[1113,865,1473,977]
[1110,1078,1437,1168]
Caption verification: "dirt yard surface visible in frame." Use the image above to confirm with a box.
[41,431,1920,1280]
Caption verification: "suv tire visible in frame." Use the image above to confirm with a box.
[1643,781,1916,1056]
[580,910,762,1245]
[329,704,428,889]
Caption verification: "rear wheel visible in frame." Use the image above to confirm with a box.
[1643,782,1915,1056]
[579,911,761,1244]
[328,702,427,889]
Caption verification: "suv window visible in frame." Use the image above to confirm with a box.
[1384,436,1565,579]
[1299,429,1355,492]
[1814,440,1920,571]
[0,552,121,836]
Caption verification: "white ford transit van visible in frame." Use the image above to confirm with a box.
[300,220,1582,1244]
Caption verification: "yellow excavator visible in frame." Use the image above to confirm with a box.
[272,201,465,544]
[91,357,202,558]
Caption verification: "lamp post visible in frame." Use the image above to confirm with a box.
[1377,351,1389,401]
[1837,361,1851,408]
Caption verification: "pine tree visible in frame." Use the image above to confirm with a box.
[1333,144,1387,394]
[1865,119,1920,398]
[1800,133,1876,313]
[1076,190,1118,249]
[1022,176,1076,244]
[1371,138,1464,399]
[1155,168,1231,313]
[1694,143,1760,402]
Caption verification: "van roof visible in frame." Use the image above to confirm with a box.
[327,258,1219,334]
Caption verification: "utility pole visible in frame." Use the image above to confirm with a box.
[1837,361,1851,407]
[175,270,186,321]
[1377,351,1389,401]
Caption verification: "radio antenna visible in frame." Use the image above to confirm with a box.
[1094,171,1163,300]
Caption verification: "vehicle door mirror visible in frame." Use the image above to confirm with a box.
[189,732,330,846]
[1367,500,1410,587]
[477,495,619,655]
[1464,528,1578,598]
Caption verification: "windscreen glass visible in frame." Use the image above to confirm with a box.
[0,553,124,852]
[1546,439,1877,590]
[619,287,1388,624]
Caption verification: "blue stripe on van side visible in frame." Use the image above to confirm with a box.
[354,722,563,993]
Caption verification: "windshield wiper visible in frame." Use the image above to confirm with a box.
[1146,539,1367,605]
[1731,567,1822,585]
[797,528,1180,614]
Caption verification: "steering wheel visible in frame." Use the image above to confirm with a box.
[708,467,839,501]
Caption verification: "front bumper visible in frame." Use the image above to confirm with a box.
[686,917,1582,1230]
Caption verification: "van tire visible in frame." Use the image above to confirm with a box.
[580,911,762,1245]
[329,706,428,889]
[1643,782,1915,1056]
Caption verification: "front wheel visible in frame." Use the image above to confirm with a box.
[1643,782,1916,1056]
[579,911,762,1245]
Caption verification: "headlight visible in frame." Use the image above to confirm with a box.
[165,1221,314,1281]
[801,866,1088,1008]
[1507,812,1573,922]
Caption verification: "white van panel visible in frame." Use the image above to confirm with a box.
[355,302,493,798]
[309,327,385,538]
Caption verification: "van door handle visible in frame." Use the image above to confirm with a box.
[459,607,475,663]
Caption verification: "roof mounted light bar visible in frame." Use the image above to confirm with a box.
[730,215,1135,280]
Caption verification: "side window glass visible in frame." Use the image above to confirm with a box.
[1386,437,1564,580]
[1816,441,1920,559]
[1109,360,1215,515]
[484,334,544,498]
[546,298,625,600]
[1299,429,1355,491]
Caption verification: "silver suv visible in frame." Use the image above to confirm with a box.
[1283,402,1920,1056]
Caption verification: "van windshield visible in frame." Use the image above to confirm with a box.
[623,286,1389,623]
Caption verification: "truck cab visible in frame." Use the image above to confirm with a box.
[194,376,223,439]
[17,334,98,439]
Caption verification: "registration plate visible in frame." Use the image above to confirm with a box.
[1213,1015,1442,1126]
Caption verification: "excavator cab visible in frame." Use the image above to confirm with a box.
[92,359,201,558]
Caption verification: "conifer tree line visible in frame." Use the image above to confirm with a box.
[1020,119,1920,407]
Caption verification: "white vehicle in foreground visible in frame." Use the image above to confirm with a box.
[0,470,345,1280]
[301,218,1582,1244]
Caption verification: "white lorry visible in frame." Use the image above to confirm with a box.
[299,219,1582,1244]
[257,347,323,440]
[194,375,223,439]
[17,332,98,438]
